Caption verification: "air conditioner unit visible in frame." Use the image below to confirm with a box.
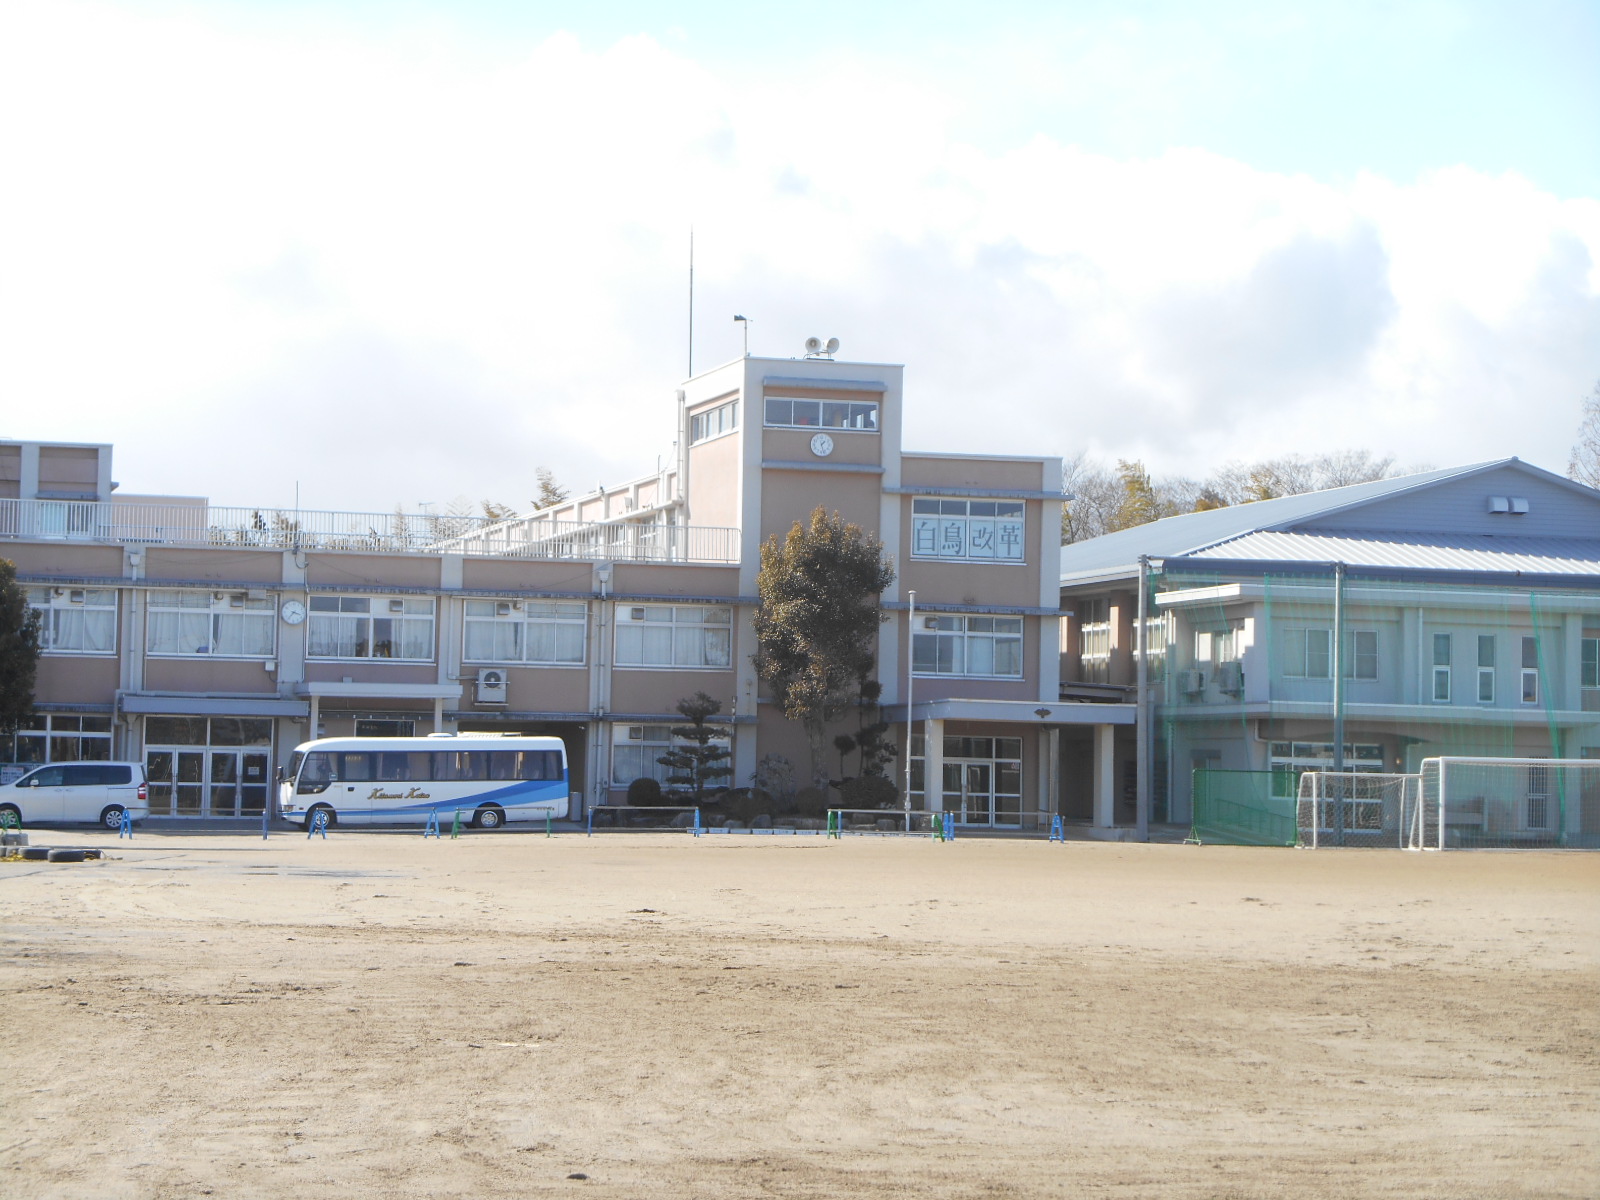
[495,602,512,616]
[1179,669,1206,695]
[475,668,508,704]
[229,593,245,607]
[1216,661,1244,695]
[389,599,406,612]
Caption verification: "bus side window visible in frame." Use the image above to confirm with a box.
[487,752,517,780]
[377,752,411,781]
[339,753,373,782]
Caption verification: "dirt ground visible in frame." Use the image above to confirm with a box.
[3,828,1596,1200]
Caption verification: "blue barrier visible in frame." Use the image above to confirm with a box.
[942,812,955,841]
[119,807,134,839]
[1049,814,1064,843]
[423,809,441,838]
[308,809,328,839]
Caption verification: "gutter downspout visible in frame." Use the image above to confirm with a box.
[1135,555,1150,841]
[1332,560,1346,845]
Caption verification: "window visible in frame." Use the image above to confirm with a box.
[147,590,275,657]
[911,499,1025,563]
[1284,628,1331,678]
[354,719,415,738]
[1432,632,1452,702]
[307,595,435,660]
[615,604,732,669]
[1283,628,1375,679]
[26,587,117,654]
[612,724,728,787]
[763,397,878,431]
[913,614,1024,677]
[1077,598,1110,683]
[463,599,586,664]
[1584,637,1600,690]
[689,400,739,444]
[1520,636,1540,704]
[7,713,112,765]
[1477,634,1496,703]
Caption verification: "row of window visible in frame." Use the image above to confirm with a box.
[27,590,1029,679]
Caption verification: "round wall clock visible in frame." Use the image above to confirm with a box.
[280,599,307,626]
[810,432,835,457]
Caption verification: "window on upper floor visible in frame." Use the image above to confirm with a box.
[1432,632,1452,702]
[1477,634,1496,703]
[1520,636,1540,704]
[910,499,1025,563]
[148,589,275,658]
[307,595,435,661]
[763,397,878,431]
[463,599,586,665]
[25,587,117,654]
[913,614,1024,678]
[1282,628,1377,680]
[615,604,732,669]
[689,400,739,444]
[1077,597,1110,683]
[1583,637,1600,690]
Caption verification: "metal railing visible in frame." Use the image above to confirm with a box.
[0,498,740,563]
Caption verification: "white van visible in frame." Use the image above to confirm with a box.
[0,762,150,829]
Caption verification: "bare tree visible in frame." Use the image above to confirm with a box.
[1571,381,1600,489]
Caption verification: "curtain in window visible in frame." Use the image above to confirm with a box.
[149,610,210,654]
[212,613,274,657]
[308,614,363,658]
[466,620,520,661]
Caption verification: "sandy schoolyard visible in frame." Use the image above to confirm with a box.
[3,828,1596,1199]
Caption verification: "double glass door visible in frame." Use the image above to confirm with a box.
[939,757,1023,827]
[146,749,271,817]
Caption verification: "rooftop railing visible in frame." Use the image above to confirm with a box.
[0,498,740,564]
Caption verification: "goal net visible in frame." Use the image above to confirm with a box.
[1411,758,1598,850]
[1296,771,1420,849]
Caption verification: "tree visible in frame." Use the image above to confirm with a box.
[481,499,517,522]
[0,559,41,740]
[534,467,569,510]
[656,691,733,803]
[754,507,895,788]
[1109,459,1166,531]
[1571,381,1600,489]
[1061,453,1121,544]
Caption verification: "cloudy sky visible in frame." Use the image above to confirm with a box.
[3,0,1597,513]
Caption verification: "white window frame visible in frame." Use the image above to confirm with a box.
[462,599,587,666]
[1077,597,1110,683]
[913,613,1025,679]
[147,589,276,659]
[307,594,436,662]
[1477,634,1496,704]
[1283,627,1332,678]
[910,498,1026,564]
[25,587,118,655]
[689,400,739,444]
[1583,637,1600,691]
[762,397,879,431]
[7,712,114,766]
[1519,636,1541,705]
[614,604,733,670]
[1431,632,1452,703]
[611,723,731,788]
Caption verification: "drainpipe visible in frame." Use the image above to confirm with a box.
[1135,555,1150,841]
[1332,560,1346,845]
[904,589,916,829]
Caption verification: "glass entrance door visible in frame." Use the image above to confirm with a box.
[941,762,994,826]
[206,751,271,816]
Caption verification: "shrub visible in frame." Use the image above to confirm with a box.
[839,775,897,810]
[794,786,830,819]
[626,776,664,807]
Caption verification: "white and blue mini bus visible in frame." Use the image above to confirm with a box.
[278,734,568,829]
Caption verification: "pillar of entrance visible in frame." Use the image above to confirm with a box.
[1039,727,1060,830]
[1093,723,1116,829]
[923,719,944,813]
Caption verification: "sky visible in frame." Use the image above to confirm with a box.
[2,0,1598,513]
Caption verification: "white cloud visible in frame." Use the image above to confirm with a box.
[1,2,1595,510]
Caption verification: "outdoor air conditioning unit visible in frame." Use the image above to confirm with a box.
[1179,669,1206,695]
[495,602,512,616]
[1216,662,1244,695]
[475,668,508,704]
[389,599,406,612]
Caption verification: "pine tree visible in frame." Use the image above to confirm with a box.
[656,691,732,803]
[753,507,895,787]
[0,559,41,739]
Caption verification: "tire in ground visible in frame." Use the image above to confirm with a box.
[47,849,88,863]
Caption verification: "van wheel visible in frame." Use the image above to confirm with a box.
[0,803,19,828]
[474,806,505,830]
[101,806,126,830]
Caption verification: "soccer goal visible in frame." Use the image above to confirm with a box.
[586,805,700,835]
[1296,771,1420,849]
[1412,758,1598,850]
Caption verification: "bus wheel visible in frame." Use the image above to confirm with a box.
[474,806,505,830]
[101,805,126,830]
[307,805,335,829]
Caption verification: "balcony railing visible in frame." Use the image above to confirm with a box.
[0,498,740,564]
